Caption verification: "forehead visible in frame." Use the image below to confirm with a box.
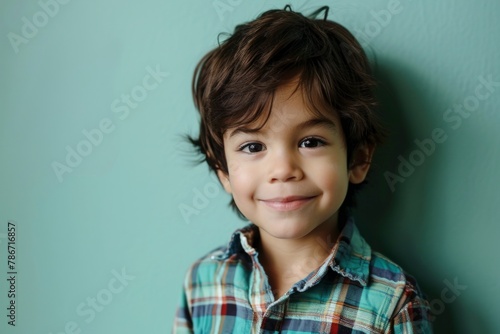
[225,82,340,138]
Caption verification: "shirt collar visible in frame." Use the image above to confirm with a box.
[213,217,371,286]
[326,217,371,286]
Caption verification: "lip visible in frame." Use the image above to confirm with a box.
[259,196,316,211]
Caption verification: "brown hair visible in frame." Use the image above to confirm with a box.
[188,6,385,220]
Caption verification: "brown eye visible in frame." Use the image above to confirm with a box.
[299,137,325,148]
[240,142,264,153]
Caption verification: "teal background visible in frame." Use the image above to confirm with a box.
[0,0,498,333]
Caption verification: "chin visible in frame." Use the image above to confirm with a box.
[260,219,320,240]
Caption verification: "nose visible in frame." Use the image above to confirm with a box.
[267,148,304,183]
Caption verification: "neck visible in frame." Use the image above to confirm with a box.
[257,218,341,297]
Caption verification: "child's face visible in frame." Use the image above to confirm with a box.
[218,82,369,240]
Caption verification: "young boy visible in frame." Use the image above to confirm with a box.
[174,6,432,334]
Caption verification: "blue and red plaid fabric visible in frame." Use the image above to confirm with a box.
[173,218,432,333]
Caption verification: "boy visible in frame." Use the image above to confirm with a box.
[174,6,432,334]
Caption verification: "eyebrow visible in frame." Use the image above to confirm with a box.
[228,116,336,138]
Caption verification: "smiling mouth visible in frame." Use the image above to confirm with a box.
[260,196,316,211]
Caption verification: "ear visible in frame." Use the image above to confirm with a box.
[216,169,232,194]
[348,145,375,184]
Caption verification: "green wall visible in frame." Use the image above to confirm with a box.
[1,0,498,333]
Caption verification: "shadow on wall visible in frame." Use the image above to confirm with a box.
[353,57,465,333]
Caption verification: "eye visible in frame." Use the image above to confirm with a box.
[239,142,265,153]
[299,137,326,148]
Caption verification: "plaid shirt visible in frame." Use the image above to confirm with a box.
[173,218,432,333]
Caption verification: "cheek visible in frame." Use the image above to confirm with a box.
[324,172,349,198]
[226,159,243,176]
[228,164,258,200]
[310,157,350,194]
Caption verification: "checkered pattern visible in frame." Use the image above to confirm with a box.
[173,218,432,333]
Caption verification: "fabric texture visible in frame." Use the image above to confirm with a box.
[173,218,433,333]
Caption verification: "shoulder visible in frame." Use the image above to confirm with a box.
[341,219,425,300]
[182,243,251,286]
[369,251,408,285]
[368,252,433,331]
[183,224,258,284]
[369,251,425,298]
[367,251,431,321]
[184,245,226,279]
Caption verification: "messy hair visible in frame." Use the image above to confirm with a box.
[188,6,385,221]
